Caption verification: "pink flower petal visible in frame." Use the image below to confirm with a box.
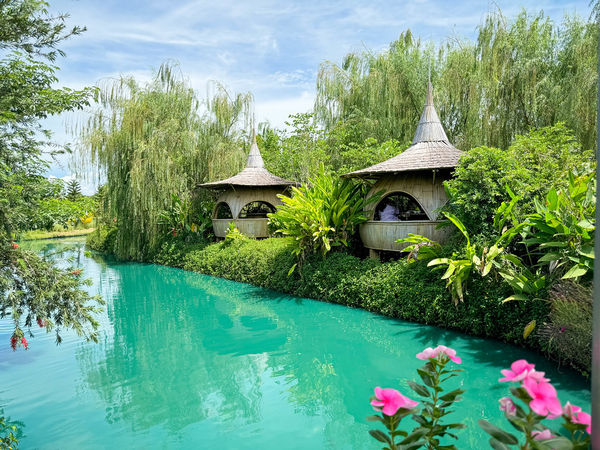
[532,429,554,441]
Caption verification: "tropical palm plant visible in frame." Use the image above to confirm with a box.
[269,168,380,273]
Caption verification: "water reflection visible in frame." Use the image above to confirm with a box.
[2,240,590,449]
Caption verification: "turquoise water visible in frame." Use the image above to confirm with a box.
[0,239,590,449]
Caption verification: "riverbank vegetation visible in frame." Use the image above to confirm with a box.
[83,6,597,378]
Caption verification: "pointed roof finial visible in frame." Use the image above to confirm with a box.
[246,129,265,169]
[428,53,431,84]
[412,82,448,143]
[199,128,296,187]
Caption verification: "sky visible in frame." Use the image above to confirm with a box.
[43,0,592,191]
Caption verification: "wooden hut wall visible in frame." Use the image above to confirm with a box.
[215,187,285,219]
[364,172,450,220]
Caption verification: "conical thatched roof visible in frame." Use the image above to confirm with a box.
[345,82,461,178]
[200,134,296,188]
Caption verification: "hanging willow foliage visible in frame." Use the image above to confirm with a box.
[315,9,598,151]
[75,63,253,260]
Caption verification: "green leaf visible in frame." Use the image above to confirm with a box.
[546,189,558,210]
[502,294,529,303]
[417,368,435,387]
[428,258,451,267]
[562,265,588,279]
[577,246,595,259]
[538,241,568,248]
[541,437,574,450]
[407,380,430,397]
[399,428,428,445]
[443,212,470,245]
[439,389,465,402]
[523,320,536,339]
[478,419,518,445]
[369,429,392,444]
[488,437,511,450]
[366,415,383,422]
[538,253,562,263]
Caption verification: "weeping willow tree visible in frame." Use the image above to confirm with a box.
[75,63,252,260]
[315,9,598,151]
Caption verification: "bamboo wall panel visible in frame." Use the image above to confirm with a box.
[212,218,269,238]
[360,221,452,251]
[361,172,453,251]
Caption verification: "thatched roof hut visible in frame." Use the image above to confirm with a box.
[346,82,461,177]
[345,82,462,256]
[200,135,295,238]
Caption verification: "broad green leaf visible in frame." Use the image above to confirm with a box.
[368,429,392,444]
[407,380,430,397]
[366,415,383,423]
[562,265,588,279]
[523,320,536,339]
[541,437,575,450]
[502,294,529,303]
[478,419,518,445]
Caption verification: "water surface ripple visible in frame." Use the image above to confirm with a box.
[0,239,590,449]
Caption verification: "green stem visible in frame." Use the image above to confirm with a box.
[426,363,443,450]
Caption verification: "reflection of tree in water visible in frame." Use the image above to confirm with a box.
[76,264,277,433]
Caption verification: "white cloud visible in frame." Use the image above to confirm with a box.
[42,0,590,182]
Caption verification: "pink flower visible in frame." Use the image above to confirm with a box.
[573,411,591,435]
[37,318,46,328]
[371,387,419,416]
[563,401,581,419]
[435,345,462,364]
[531,429,554,441]
[416,347,437,360]
[21,337,28,350]
[499,397,516,416]
[10,336,17,351]
[499,359,548,383]
[523,378,562,418]
[416,345,461,364]
[564,403,592,435]
[11,243,18,249]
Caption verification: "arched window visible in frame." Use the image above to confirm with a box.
[374,192,429,221]
[239,201,276,219]
[214,202,233,219]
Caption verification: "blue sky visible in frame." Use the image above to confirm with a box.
[43,0,592,190]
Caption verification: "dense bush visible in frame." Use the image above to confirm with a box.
[445,124,593,238]
[86,227,117,254]
[539,282,593,376]
[182,238,550,350]
[152,239,208,268]
[31,196,97,231]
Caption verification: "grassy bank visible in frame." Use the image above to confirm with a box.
[21,228,96,241]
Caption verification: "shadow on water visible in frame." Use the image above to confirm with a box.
[377,314,590,394]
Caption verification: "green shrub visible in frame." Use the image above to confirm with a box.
[539,282,592,375]
[445,124,593,239]
[86,227,117,253]
[152,239,208,268]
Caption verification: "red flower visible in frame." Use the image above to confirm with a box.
[11,242,18,249]
[21,337,28,350]
[10,336,17,351]
[37,318,46,328]
[172,230,177,237]
[72,269,82,275]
